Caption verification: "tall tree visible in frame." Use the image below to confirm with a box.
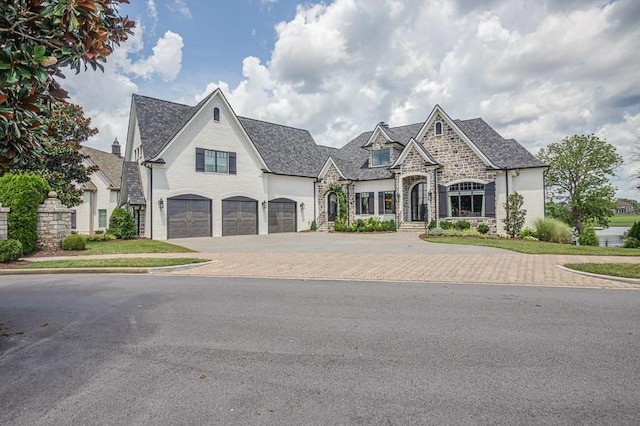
[537,134,623,235]
[11,101,98,207]
[0,0,134,167]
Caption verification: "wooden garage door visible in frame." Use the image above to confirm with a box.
[222,197,258,236]
[268,198,296,233]
[167,195,212,239]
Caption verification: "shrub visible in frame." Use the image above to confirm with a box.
[578,221,599,247]
[0,239,23,263]
[108,207,137,239]
[454,220,471,230]
[623,237,640,249]
[440,220,454,230]
[522,235,539,241]
[476,223,490,234]
[502,192,527,238]
[61,234,86,251]
[427,220,437,230]
[0,173,50,254]
[518,227,538,239]
[333,218,396,233]
[310,220,317,231]
[626,221,640,240]
[534,217,572,244]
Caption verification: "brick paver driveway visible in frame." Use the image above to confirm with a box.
[169,233,640,289]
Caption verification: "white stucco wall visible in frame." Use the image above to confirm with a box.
[353,179,396,221]
[495,168,545,234]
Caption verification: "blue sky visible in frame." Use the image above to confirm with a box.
[65,0,640,198]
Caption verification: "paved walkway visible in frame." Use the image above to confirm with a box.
[25,233,640,289]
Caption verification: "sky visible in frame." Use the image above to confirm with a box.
[64,0,640,199]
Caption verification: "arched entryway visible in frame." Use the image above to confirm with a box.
[327,192,338,221]
[411,182,429,222]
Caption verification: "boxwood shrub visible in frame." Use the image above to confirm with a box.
[0,239,23,263]
[61,234,86,251]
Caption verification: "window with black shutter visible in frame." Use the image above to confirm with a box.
[195,148,236,174]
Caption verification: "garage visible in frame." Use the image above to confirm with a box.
[268,198,297,233]
[222,197,258,236]
[167,194,212,239]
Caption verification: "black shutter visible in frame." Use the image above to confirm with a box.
[485,181,496,218]
[378,192,384,215]
[368,193,374,215]
[392,191,396,213]
[438,184,448,218]
[356,193,361,215]
[195,148,204,172]
[228,152,237,175]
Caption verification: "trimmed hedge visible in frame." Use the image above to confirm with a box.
[334,217,396,232]
[61,234,86,251]
[0,173,50,254]
[108,207,137,239]
[0,239,23,263]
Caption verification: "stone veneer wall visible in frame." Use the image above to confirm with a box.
[397,145,437,223]
[368,132,401,166]
[422,113,497,230]
[0,203,8,240]
[317,163,352,226]
[37,191,72,250]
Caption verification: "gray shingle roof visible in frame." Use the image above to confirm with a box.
[80,146,123,190]
[122,162,146,205]
[237,117,327,178]
[454,118,545,169]
[133,94,192,160]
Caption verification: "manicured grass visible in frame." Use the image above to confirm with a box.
[565,263,640,279]
[608,214,640,227]
[18,258,209,269]
[420,234,640,256]
[75,239,195,255]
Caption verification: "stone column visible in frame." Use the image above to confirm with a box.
[37,191,72,250]
[0,203,9,240]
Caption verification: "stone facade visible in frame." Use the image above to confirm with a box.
[0,203,8,240]
[317,163,351,227]
[37,192,72,250]
[367,131,401,166]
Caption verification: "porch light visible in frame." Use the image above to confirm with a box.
[158,198,164,209]
[300,202,305,211]
[262,200,267,209]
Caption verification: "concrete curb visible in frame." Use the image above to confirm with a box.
[556,265,640,285]
[0,260,215,276]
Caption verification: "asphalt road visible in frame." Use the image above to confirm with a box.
[1,275,639,425]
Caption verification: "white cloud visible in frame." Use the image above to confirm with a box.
[63,26,185,153]
[191,0,639,198]
[146,0,158,25]
[168,0,192,20]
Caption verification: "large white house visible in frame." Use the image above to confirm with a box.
[120,89,546,239]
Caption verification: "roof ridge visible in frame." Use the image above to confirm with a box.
[133,93,190,108]
[238,116,312,134]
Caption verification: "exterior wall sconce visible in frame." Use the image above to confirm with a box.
[300,202,305,211]
[158,198,164,209]
[262,200,267,209]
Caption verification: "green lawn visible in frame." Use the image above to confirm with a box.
[74,239,195,255]
[18,258,209,269]
[565,263,640,279]
[420,234,640,256]
[608,215,640,227]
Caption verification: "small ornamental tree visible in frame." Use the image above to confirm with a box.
[0,173,50,254]
[503,192,526,238]
[108,206,136,239]
[578,220,599,246]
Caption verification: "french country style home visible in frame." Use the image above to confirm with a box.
[120,89,546,239]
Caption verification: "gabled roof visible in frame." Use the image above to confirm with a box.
[391,138,439,169]
[122,162,146,205]
[80,146,123,190]
[454,118,545,169]
[238,117,326,178]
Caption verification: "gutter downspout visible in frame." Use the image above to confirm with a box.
[434,171,438,224]
[313,180,317,226]
[149,165,153,240]
[504,168,510,227]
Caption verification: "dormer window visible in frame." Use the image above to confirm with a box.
[213,107,220,122]
[435,121,443,135]
[371,148,391,167]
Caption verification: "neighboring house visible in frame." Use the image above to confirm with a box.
[121,89,546,239]
[616,200,635,214]
[74,141,123,234]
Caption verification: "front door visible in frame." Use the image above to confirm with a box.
[327,192,338,221]
[411,183,428,222]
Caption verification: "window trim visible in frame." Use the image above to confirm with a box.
[98,209,107,228]
[447,182,485,217]
[196,148,237,175]
[434,121,443,136]
[213,107,220,122]
[356,192,374,215]
[371,148,391,167]
[380,190,396,215]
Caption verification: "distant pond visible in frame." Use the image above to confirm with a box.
[595,227,629,247]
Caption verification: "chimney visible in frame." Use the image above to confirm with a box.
[379,121,389,128]
[111,137,121,158]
